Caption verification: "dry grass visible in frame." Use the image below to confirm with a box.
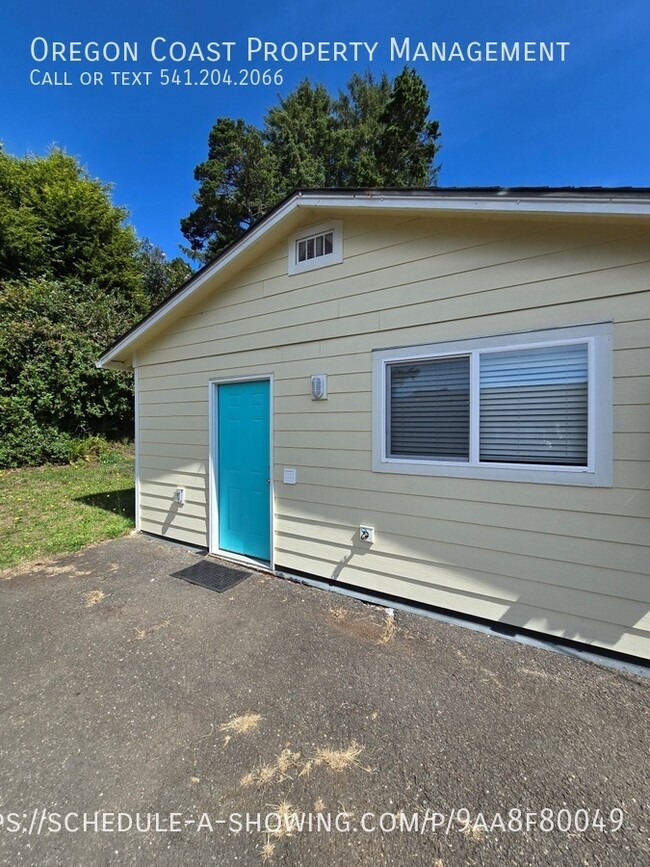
[261,841,275,861]
[462,824,486,842]
[376,611,396,645]
[133,620,170,640]
[258,764,278,785]
[329,606,347,620]
[276,749,301,777]
[313,798,326,812]
[301,740,369,776]
[241,749,301,787]
[83,589,106,608]
[220,712,263,740]
[312,741,365,771]
[266,801,297,839]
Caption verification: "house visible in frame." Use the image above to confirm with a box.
[97,188,650,661]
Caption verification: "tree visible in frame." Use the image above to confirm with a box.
[375,68,441,186]
[180,119,277,263]
[181,67,441,261]
[137,240,192,309]
[332,71,394,187]
[0,278,134,466]
[265,81,337,191]
[0,147,142,302]
[0,147,191,467]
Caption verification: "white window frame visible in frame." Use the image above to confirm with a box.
[288,220,343,275]
[372,323,613,486]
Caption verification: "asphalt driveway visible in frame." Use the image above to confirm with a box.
[0,534,648,866]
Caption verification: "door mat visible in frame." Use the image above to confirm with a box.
[171,559,252,593]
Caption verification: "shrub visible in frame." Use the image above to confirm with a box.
[0,280,134,467]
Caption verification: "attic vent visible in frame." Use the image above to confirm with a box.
[288,220,343,275]
[297,230,334,264]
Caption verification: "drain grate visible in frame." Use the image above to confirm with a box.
[171,559,252,593]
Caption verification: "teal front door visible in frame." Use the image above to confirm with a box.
[217,380,271,561]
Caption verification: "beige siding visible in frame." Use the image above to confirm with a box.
[135,212,650,659]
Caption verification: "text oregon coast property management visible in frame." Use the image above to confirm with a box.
[30,37,571,65]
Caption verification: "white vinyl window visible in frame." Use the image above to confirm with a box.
[288,220,343,275]
[297,230,334,263]
[373,324,612,485]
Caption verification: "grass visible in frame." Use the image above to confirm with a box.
[307,741,366,774]
[219,712,264,737]
[0,443,135,571]
[240,749,302,788]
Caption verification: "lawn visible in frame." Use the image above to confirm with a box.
[0,444,135,570]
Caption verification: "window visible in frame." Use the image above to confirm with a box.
[288,220,343,275]
[388,356,470,461]
[297,230,333,263]
[373,324,612,485]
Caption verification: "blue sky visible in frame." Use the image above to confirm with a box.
[2,0,649,258]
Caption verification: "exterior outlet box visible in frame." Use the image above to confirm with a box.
[174,488,185,505]
[359,526,375,543]
[310,374,327,400]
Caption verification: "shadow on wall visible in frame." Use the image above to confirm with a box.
[331,532,372,582]
[496,602,648,653]
[161,501,182,536]
[75,488,135,523]
[310,511,650,658]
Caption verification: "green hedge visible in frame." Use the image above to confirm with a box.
[0,279,135,467]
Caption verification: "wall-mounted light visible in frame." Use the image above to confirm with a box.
[310,374,328,400]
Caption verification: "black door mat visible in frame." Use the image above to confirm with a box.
[171,559,252,593]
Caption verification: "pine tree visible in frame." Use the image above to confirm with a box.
[181,68,441,261]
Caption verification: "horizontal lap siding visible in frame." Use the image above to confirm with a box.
[136,212,650,658]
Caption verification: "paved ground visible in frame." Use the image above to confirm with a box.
[0,534,648,867]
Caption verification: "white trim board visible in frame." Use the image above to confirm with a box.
[372,322,613,486]
[133,356,141,531]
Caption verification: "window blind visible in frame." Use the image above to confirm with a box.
[388,357,470,460]
[479,343,589,465]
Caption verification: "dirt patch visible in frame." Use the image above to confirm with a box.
[328,607,398,646]
[1,560,93,581]
[132,621,170,641]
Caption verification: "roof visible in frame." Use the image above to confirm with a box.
[97,186,650,369]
